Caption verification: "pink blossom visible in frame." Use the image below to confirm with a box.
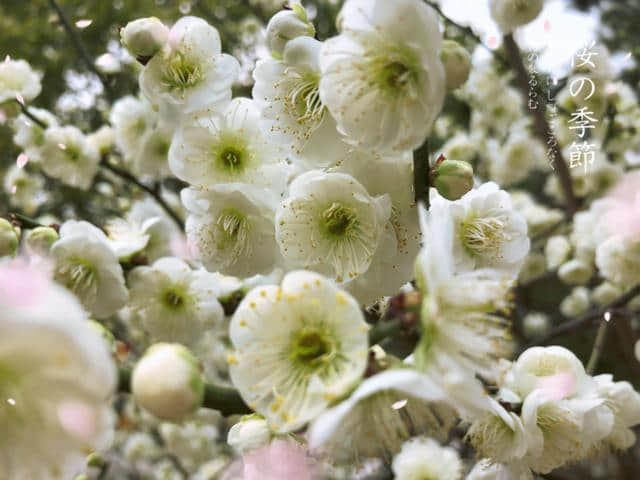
[536,372,577,402]
[237,439,318,480]
[598,171,640,238]
[0,259,50,307]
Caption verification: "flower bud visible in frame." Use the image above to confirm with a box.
[440,40,471,91]
[132,343,204,421]
[227,414,272,454]
[120,17,169,61]
[523,312,550,338]
[266,4,315,59]
[0,218,19,258]
[545,235,571,269]
[25,226,59,255]
[558,259,594,285]
[432,159,474,201]
[592,281,622,306]
[560,287,590,317]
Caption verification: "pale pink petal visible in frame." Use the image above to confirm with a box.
[57,400,98,443]
[536,372,576,402]
[16,153,28,168]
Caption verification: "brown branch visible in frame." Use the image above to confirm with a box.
[531,284,640,346]
[502,33,578,217]
[100,160,184,230]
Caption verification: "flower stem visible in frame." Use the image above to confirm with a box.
[586,320,609,375]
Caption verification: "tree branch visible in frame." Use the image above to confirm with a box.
[502,33,578,217]
[100,160,184,231]
[530,284,640,347]
[15,100,49,129]
[586,320,609,375]
[48,0,113,98]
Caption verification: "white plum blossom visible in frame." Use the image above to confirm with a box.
[169,98,287,190]
[319,0,445,152]
[276,170,392,284]
[11,108,58,162]
[128,257,225,346]
[308,368,462,463]
[127,198,183,262]
[467,460,534,480]
[0,58,42,103]
[392,437,463,480]
[51,220,129,318]
[489,0,545,33]
[228,270,369,432]
[110,95,157,161]
[595,235,640,287]
[253,36,349,168]
[3,165,48,215]
[140,16,239,115]
[182,185,281,278]
[594,374,640,450]
[41,126,100,190]
[0,261,116,480]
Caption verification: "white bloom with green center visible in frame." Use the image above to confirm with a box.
[0,58,42,103]
[134,123,173,180]
[276,170,391,284]
[443,182,530,279]
[104,217,152,261]
[319,0,445,153]
[392,437,463,480]
[11,108,58,163]
[332,150,420,304]
[52,220,129,318]
[489,134,547,187]
[0,262,116,480]
[3,165,47,216]
[110,95,158,162]
[489,0,544,33]
[228,270,369,432]
[41,126,100,190]
[596,235,640,287]
[140,16,239,115]
[414,204,514,394]
[182,184,280,278]
[169,98,287,191]
[253,36,349,168]
[308,369,460,464]
[128,257,224,346]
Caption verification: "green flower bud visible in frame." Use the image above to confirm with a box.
[266,3,315,59]
[25,226,59,255]
[132,343,204,421]
[433,159,474,201]
[0,218,19,258]
[120,17,169,61]
[227,414,272,454]
[440,40,471,91]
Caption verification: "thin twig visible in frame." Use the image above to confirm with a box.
[100,160,184,230]
[531,284,640,347]
[9,213,47,230]
[586,320,608,374]
[424,0,509,68]
[48,0,113,97]
[502,33,578,217]
[15,100,48,129]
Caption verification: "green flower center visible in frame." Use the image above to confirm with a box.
[212,134,252,176]
[56,259,98,298]
[162,52,204,92]
[220,147,243,170]
[321,203,357,237]
[163,289,186,310]
[290,328,333,365]
[460,215,509,259]
[367,45,420,98]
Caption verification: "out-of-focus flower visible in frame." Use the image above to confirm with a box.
[11,108,57,162]
[489,0,544,33]
[128,257,224,346]
[227,414,272,455]
[467,459,533,480]
[25,226,59,256]
[392,437,462,480]
[51,220,128,318]
[3,165,48,215]
[276,170,391,284]
[121,17,169,60]
[320,0,445,152]
[242,438,317,480]
[41,126,100,190]
[0,261,116,480]
[140,16,239,115]
[228,270,369,432]
[0,58,42,103]
[110,95,157,161]
[440,40,471,91]
[131,343,204,421]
